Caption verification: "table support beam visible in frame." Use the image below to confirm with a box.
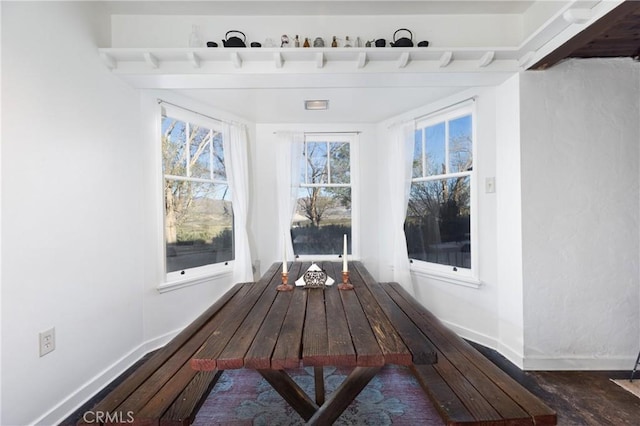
[307,366,382,425]
[314,366,325,405]
[257,369,319,421]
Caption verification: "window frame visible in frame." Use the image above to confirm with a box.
[407,102,479,285]
[293,132,359,262]
[159,105,234,288]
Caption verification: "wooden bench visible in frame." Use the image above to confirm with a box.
[77,282,249,426]
[380,281,557,426]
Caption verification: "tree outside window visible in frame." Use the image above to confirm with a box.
[162,114,234,274]
[292,135,354,256]
[405,110,474,270]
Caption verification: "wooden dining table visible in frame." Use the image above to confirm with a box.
[190,260,437,425]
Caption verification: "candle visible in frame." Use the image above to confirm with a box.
[283,234,288,274]
[343,234,348,272]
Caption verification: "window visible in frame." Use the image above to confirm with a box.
[161,109,234,278]
[405,104,474,274]
[292,134,355,257]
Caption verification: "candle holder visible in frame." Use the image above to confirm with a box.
[338,271,354,290]
[277,272,293,291]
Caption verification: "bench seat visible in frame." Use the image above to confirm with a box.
[77,283,246,426]
[382,282,557,426]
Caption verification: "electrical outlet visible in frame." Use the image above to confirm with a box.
[39,327,55,357]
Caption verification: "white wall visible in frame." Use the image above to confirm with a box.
[1,4,240,425]
[520,59,640,370]
[111,14,521,49]
[0,1,4,420]
[2,3,143,424]
[495,74,525,366]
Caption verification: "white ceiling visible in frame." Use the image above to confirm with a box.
[174,85,469,123]
[134,69,513,123]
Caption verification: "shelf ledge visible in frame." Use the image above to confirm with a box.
[96,46,526,75]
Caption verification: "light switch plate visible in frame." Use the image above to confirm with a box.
[485,177,496,193]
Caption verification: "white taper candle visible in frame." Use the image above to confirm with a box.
[283,234,288,274]
[343,234,348,272]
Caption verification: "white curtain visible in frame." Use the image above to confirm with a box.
[223,122,253,282]
[274,132,304,262]
[389,122,416,294]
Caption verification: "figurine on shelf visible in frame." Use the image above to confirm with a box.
[189,25,202,48]
[294,35,300,47]
[303,37,311,48]
[331,36,338,48]
[281,34,290,47]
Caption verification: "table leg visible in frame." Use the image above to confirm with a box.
[257,369,319,421]
[306,366,382,425]
[314,366,325,405]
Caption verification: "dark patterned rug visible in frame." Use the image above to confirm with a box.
[193,364,444,425]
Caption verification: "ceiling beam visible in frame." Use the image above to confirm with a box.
[529,1,640,70]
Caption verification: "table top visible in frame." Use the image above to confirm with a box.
[190,261,437,371]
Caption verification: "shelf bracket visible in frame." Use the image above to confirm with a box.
[274,52,284,69]
[563,8,593,24]
[316,52,324,69]
[439,51,453,68]
[397,52,410,69]
[186,52,201,68]
[230,51,242,68]
[518,51,535,69]
[143,52,159,69]
[478,51,495,68]
[100,52,117,70]
[356,52,367,69]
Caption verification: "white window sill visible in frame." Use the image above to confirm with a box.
[295,255,353,262]
[410,262,482,289]
[158,266,233,294]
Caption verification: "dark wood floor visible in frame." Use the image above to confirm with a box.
[61,343,640,425]
[471,343,640,425]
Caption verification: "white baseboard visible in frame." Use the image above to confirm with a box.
[523,355,637,371]
[442,319,524,368]
[441,319,499,349]
[33,329,180,426]
[438,319,636,371]
[496,342,525,369]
